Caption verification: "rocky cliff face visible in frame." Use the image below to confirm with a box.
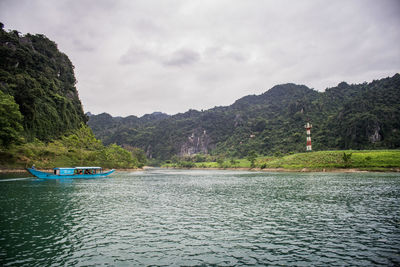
[179,128,213,156]
[368,124,382,143]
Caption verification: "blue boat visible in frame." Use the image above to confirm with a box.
[27,166,115,179]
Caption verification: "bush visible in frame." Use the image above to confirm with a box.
[342,152,352,167]
[247,150,257,168]
[230,158,238,166]
[260,163,267,169]
[179,161,195,168]
[216,156,225,167]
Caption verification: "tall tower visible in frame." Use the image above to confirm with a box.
[305,122,312,151]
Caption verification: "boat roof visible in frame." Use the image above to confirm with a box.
[75,167,102,169]
[53,167,102,170]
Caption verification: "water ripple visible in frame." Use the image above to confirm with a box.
[0,170,399,266]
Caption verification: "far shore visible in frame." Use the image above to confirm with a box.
[162,166,400,173]
[1,166,399,175]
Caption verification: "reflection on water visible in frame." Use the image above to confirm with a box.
[1,169,399,266]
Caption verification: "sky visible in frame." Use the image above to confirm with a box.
[1,0,399,117]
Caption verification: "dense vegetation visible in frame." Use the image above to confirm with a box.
[0,89,23,146]
[88,74,400,160]
[0,125,147,169]
[163,150,400,172]
[0,24,145,169]
[0,23,86,142]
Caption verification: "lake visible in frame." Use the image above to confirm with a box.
[1,169,399,266]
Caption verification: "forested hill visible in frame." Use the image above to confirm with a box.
[0,23,86,143]
[88,74,400,160]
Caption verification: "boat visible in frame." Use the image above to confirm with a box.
[27,166,115,179]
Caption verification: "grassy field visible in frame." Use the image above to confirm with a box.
[259,150,400,171]
[163,150,400,171]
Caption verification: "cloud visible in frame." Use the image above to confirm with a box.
[0,0,399,117]
[72,38,96,52]
[119,45,157,65]
[162,49,200,67]
[204,46,249,63]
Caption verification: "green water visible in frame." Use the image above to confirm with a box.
[1,169,399,266]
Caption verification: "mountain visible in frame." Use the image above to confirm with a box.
[0,23,86,143]
[88,74,400,160]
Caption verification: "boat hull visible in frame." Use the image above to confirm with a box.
[27,168,115,179]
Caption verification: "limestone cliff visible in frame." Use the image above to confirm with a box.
[179,128,213,156]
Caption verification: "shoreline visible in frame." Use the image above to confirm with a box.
[162,166,400,173]
[1,167,399,174]
[0,167,144,174]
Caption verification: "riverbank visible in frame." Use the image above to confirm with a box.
[0,167,144,179]
[163,166,400,173]
[1,166,399,177]
[2,150,400,174]
[0,167,142,173]
[162,150,400,172]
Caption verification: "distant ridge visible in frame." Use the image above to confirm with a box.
[88,75,400,159]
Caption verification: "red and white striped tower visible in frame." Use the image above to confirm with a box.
[305,122,312,151]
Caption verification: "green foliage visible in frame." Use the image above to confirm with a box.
[121,145,147,168]
[162,150,400,171]
[102,144,134,168]
[342,152,352,166]
[258,150,400,170]
[230,158,239,166]
[194,154,206,162]
[88,74,400,160]
[216,155,225,167]
[61,124,103,150]
[0,125,143,169]
[131,147,147,168]
[0,25,86,142]
[246,150,257,168]
[178,161,196,168]
[0,90,23,146]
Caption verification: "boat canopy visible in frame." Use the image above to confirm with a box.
[53,167,103,176]
[53,167,102,170]
[74,167,102,169]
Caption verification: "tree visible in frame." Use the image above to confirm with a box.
[61,124,103,150]
[230,158,238,166]
[0,90,23,147]
[216,155,224,167]
[104,144,134,168]
[247,150,257,168]
[342,152,352,167]
[125,146,147,167]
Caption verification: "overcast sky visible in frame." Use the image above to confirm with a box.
[1,0,399,117]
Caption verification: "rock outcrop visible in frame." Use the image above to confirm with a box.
[179,128,212,156]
